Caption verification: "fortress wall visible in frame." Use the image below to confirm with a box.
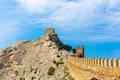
[67,56,120,80]
[68,56,120,68]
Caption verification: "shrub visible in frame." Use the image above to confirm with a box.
[52,60,57,64]
[64,45,72,52]
[47,66,55,76]
[72,48,76,53]
[57,55,60,58]
[20,77,25,80]
[0,63,4,69]
[14,70,19,76]
[56,59,64,67]
[52,59,64,67]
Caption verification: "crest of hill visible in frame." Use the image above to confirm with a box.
[0,28,74,80]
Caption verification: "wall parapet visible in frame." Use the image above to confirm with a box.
[67,55,120,80]
[68,56,120,68]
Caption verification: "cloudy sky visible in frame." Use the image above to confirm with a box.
[0,0,120,58]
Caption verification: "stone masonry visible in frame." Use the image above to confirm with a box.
[45,28,55,35]
[76,46,84,58]
[67,55,120,80]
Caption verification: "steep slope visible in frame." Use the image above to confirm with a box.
[0,28,74,80]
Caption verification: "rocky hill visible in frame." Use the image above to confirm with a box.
[0,28,74,80]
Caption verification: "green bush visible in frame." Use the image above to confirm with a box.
[64,45,72,52]
[52,60,57,64]
[14,70,19,77]
[52,59,64,67]
[47,66,55,76]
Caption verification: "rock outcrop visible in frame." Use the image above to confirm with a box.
[0,28,74,80]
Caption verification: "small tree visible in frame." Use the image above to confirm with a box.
[64,45,72,52]
[72,48,76,53]
[47,66,55,76]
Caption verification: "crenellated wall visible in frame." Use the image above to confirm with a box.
[67,55,120,80]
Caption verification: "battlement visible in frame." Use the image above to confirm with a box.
[45,28,55,35]
[67,55,120,80]
[68,56,120,68]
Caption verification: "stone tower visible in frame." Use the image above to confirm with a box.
[76,46,84,58]
[45,28,55,35]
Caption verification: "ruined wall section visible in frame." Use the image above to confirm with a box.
[45,28,55,35]
[76,46,84,58]
[67,56,120,80]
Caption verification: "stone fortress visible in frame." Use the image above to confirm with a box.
[40,28,65,49]
[67,43,120,80]
[45,28,120,80]
[67,56,120,80]
[0,28,120,80]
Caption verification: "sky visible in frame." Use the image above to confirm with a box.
[0,0,120,58]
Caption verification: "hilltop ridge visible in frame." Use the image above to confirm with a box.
[0,28,74,80]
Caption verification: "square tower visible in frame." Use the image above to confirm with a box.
[45,28,55,35]
[76,46,84,58]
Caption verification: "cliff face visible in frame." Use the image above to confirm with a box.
[0,29,74,80]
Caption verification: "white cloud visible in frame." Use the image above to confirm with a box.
[0,21,21,48]
[16,0,65,14]
[0,0,120,59]
[6,0,120,42]
[36,0,104,23]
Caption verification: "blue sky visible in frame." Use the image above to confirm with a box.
[0,0,120,58]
